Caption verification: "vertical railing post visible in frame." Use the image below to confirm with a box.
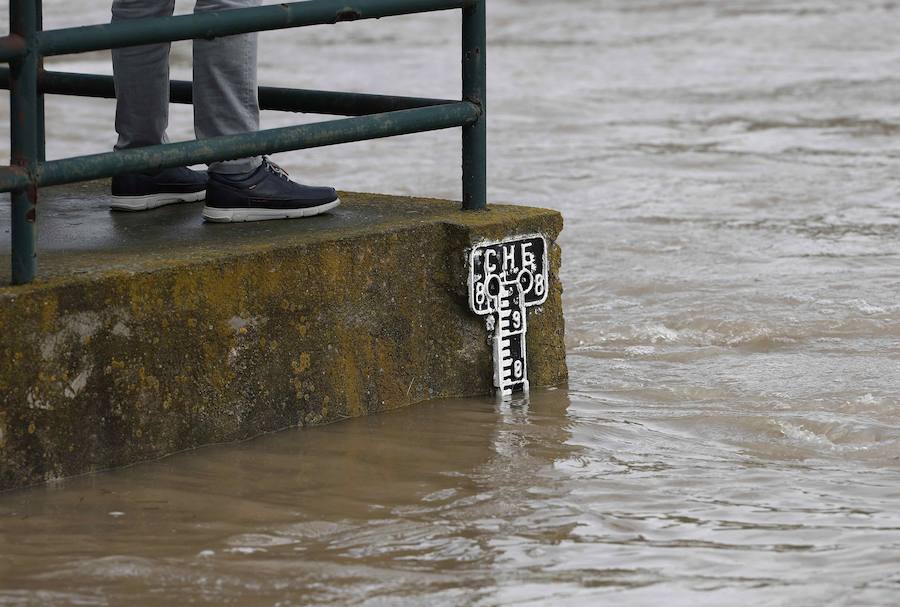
[461,0,486,210]
[35,0,46,162]
[9,0,40,284]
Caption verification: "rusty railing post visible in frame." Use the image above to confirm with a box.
[461,0,486,210]
[9,0,40,284]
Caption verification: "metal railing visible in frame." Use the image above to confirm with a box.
[0,0,487,284]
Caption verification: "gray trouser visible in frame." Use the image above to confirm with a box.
[111,0,263,174]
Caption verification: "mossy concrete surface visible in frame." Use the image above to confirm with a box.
[0,182,566,490]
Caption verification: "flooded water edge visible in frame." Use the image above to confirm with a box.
[2,0,900,605]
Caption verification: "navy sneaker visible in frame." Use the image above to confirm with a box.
[110,166,208,211]
[202,158,340,223]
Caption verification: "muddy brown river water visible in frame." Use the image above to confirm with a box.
[2,0,900,604]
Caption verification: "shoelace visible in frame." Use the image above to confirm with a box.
[263,157,291,181]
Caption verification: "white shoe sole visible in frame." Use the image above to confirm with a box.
[110,190,206,211]
[201,198,341,223]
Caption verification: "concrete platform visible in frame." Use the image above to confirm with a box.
[0,182,566,490]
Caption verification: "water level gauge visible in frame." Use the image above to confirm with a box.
[468,235,548,398]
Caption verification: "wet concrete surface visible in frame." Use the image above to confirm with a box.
[0,181,481,284]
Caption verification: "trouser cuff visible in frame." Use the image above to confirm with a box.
[208,156,264,176]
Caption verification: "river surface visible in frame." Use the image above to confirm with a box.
[2,0,900,605]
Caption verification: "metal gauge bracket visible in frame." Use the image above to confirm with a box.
[468,235,549,399]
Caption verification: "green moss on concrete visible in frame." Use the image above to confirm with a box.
[0,189,566,490]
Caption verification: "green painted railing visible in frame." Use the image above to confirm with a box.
[0,0,487,284]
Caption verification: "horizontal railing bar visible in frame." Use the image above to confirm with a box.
[39,0,472,57]
[0,34,26,63]
[0,68,456,116]
[0,101,479,192]
[253,83,456,116]
[0,166,29,193]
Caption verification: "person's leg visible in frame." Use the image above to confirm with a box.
[193,0,263,175]
[110,0,207,211]
[193,0,338,222]
[111,0,175,150]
